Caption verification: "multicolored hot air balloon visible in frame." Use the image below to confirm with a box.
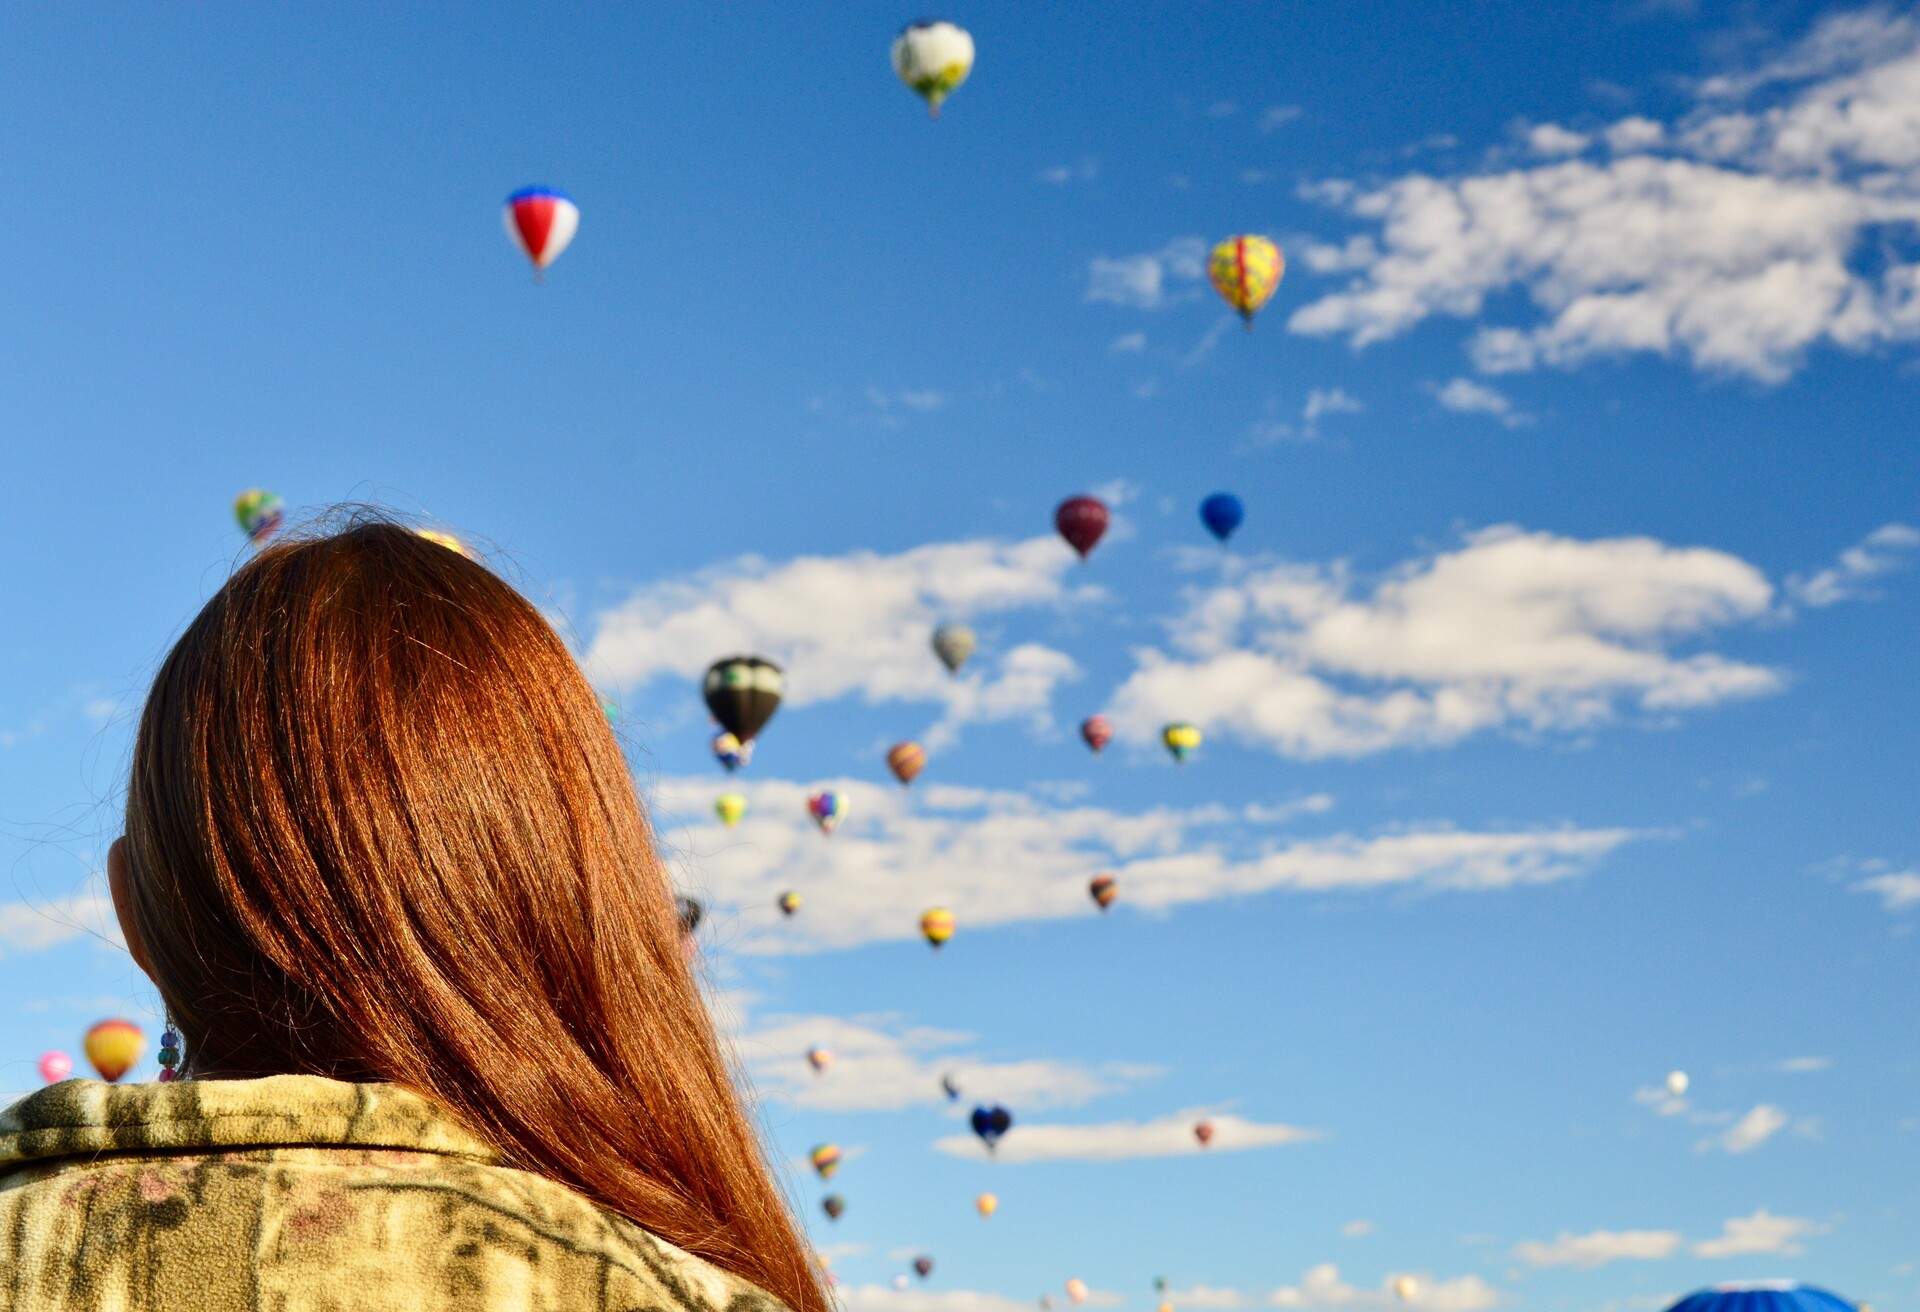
[715,793,748,827]
[779,890,804,917]
[233,489,285,544]
[37,1051,72,1084]
[84,1019,144,1083]
[969,1104,1013,1151]
[810,1144,842,1179]
[1055,495,1110,559]
[941,1072,961,1101]
[975,1192,998,1218]
[932,624,976,674]
[807,1046,833,1073]
[1089,875,1118,911]
[891,21,974,117]
[887,742,926,786]
[705,657,784,744]
[1067,1281,1090,1305]
[1081,715,1114,753]
[822,1194,846,1221]
[808,790,848,835]
[1208,235,1285,328]
[504,186,579,276]
[921,907,956,949]
[1193,1120,1216,1147]
[712,731,752,773]
[1163,722,1202,763]
[1200,493,1244,543]
[676,896,704,938]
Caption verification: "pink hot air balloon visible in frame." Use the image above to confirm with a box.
[1054,496,1110,559]
[37,1051,73,1083]
[1080,715,1114,753]
[503,186,580,276]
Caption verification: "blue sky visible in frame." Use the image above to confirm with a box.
[0,3,1916,1310]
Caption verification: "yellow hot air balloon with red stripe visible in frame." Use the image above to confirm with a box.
[84,1019,145,1083]
[921,907,956,949]
[1209,235,1284,328]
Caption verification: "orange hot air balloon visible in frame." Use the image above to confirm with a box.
[1067,1281,1090,1305]
[975,1192,998,1219]
[1089,875,1118,911]
[84,1019,145,1082]
[1193,1119,1216,1147]
[807,1046,834,1073]
[921,907,956,949]
[887,741,927,786]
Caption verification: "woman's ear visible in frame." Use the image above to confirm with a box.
[107,837,155,979]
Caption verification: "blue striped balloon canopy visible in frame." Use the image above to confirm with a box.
[1663,1285,1856,1312]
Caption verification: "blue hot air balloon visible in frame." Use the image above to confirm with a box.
[970,1104,1013,1152]
[1661,1288,1856,1312]
[1200,493,1244,543]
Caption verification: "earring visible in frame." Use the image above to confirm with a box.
[157,1022,181,1083]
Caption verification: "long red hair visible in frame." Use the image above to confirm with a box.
[123,518,824,1312]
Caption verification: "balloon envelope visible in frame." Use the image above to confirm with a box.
[712,731,752,773]
[1067,1281,1089,1305]
[676,896,703,937]
[1081,715,1114,753]
[1200,493,1245,542]
[969,1104,1013,1148]
[779,890,803,916]
[36,1051,72,1083]
[807,1047,833,1072]
[914,1257,934,1280]
[808,790,849,834]
[715,793,748,827]
[932,624,976,674]
[705,657,784,744]
[1055,496,1110,559]
[233,489,285,544]
[1666,1069,1690,1097]
[975,1192,998,1218]
[84,1019,144,1083]
[1163,722,1202,763]
[1089,875,1118,910]
[504,186,580,271]
[921,907,956,948]
[1193,1119,1215,1146]
[1392,1278,1420,1304]
[891,20,975,117]
[887,742,926,786]
[810,1144,842,1179]
[1208,235,1285,324]
[1660,1286,1856,1312]
[822,1194,846,1220]
[941,1073,962,1101]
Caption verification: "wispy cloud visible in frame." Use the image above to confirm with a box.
[1690,1209,1823,1258]
[1786,524,1920,607]
[1514,1228,1683,1269]
[1698,1103,1789,1154]
[1855,869,1920,910]
[0,892,119,955]
[1038,157,1100,186]
[1260,105,1304,133]
[1086,238,1207,309]
[1432,378,1531,428]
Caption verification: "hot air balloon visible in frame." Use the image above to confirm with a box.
[84,1019,144,1083]
[1665,1069,1689,1097]
[1193,1120,1215,1147]
[921,907,956,949]
[715,793,748,827]
[894,1276,912,1292]
[1199,493,1244,543]
[969,1104,1013,1151]
[37,1051,72,1084]
[887,742,926,786]
[810,1144,842,1179]
[822,1194,846,1221]
[779,890,804,917]
[891,20,974,117]
[1055,495,1110,559]
[676,896,703,937]
[712,731,752,773]
[1089,875,1118,911]
[1163,723,1202,763]
[1159,1304,1174,1312]
[914,1257,934,1280]
[1392,1277,1420,1304]
[233,489,285,544]
[1067,1281,1090,1305]
[941,1072,961,1101]
[1154,1280,1169,1295]
[1208,235,1285,328]
[808,790,848,835]
[807,1046,833,1073]
[504,186,579,276]
[932,624,976,674]
[414,528,469,557]
[975,1192,998,1219]
[1660,1286,1857,1312]
[705,657,784,744]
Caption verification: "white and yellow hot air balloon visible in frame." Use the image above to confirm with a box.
[1208,235,1285,328]
[891,21,975,118]
[1392,1276,1420,1304]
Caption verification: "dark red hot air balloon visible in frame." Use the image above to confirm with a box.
[1193,1119,1216,1147]
[1054,496,1110,559]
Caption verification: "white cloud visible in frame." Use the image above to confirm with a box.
[1700,1103,1789,1154]
[1855,870,1920,909]
[1633,1084,1690,1117]
[1039,158,1099,186]
[1341,1220,1376,1238]
[1261,105,1304,133]
[1110,331,1148,353]
[1303,387,1364,428]
[1288,14,1920,380]
[658,774,1647,954]
[1690,1209,1822,1259]
[1774,1055,1832,1073]
[1526,123,1592,156]
[1513,1228,1683,1268]
[1267,1265,1500,1312]
[932,1108,1320,1163]
[735,1010,1152,1112]
[1786,524,1920,606]
[0,892,119,954]
[583,536,1089,745]
[1432,378,1530,427]
[1107,526,1779,759]
[1087,238,1207,309]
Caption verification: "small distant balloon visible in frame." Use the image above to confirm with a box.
[807,1046,833,1073]
[1666,1069,1690,1097]
[1154,1279,1169,1295]
[822,1194,846,1221]
[921,907,956,949]
[779,890,804,917]
[715,793,748,827]
[941,1072,962,1101]
[1067,1280,1090,1305]
[1055,495,1110,559]
[893,1276,912,1292]
[932,624,976,674]
[1163,722,1202,763]
[970,1104,1013,1151]
[676,896,703,938]
[1160,1303,1174,1312]
[1208,235,1285,327]
[1081,715,1114,753]
[914,1257,935,1280]
[233,489,285,544]
[1193,1120,1215,1147]
[887,742,927,786]
[712,731,752,773]
[1199,493,1245,543]
[808,790,849,835]
[705,657,784,744]
[84,1019,144,1083]
[37,1051,72,1084]
[504,186,579,274]
[1392,1277,1420,1304]
[810,1144,842,1179]
[891,20,974,118]
[414,528,468,557]
[975,1192,998,1219]
[1089,875,1118,911]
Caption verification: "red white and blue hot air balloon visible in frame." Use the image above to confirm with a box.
[503,186,579,276]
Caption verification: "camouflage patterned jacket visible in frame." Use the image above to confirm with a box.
[0,1074,790,1312]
